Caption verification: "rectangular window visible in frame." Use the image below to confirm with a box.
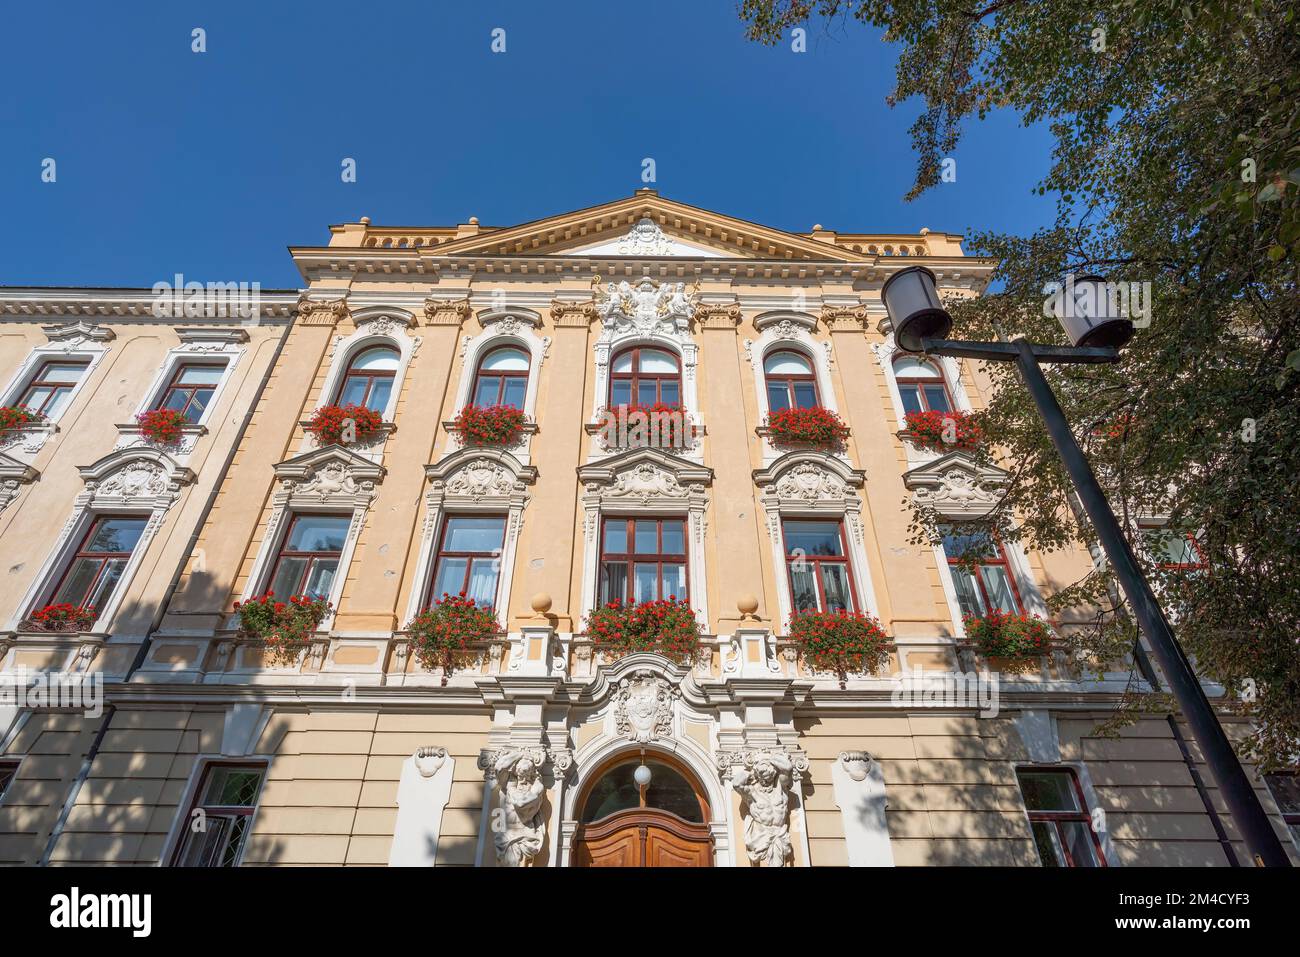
[599,517,687,604]
[782,519,856,614]
[18,360,88,418]
[1139,524,1207,570]
[43,515,148,616]
[266,514,350,600]
[172,764,265,867]
[0,761,18,803]
[158,362,224,420]
[1264,774,1300,848]
[939,526,1023,618]
[429,515,505,609]
[1017,767,1105,867]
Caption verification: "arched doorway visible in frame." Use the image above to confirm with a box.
[572,753,713,867]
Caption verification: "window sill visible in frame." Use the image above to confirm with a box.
[0,422,57,456]
[114,422,208,455]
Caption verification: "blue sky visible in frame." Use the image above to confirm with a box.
[0,1,1056,288]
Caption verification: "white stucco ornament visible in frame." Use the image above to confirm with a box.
[491,749,547,867]
[613,669,676,743]
[721,749,806,867]
[595,277,697,338]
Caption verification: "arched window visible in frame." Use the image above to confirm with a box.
[335,346,399,413]
[763,350,818,411]
[893,355,953,414]
[610,347,680,407]
[471,346,529,409]
[579,758,707,825]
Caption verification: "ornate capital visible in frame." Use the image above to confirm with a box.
[549,299,599,329]
[697,302,742,330]
[821,303,868,332]
[422,297,472,327]
[297,297,349,327]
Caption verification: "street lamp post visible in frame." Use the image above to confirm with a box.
[882,266,1290,867]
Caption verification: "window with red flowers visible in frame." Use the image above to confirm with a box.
[171,763,265,867]
[265,514,350,601]
[609,347,680,407]
[18,359,89,418]
[599,517,687,604]
[893,355,953,414]
[157,362,225,421]
[472,346,530,410]
[939,526,1025,618]
[1016,767,1106,867]
[334,346,399,413]
[782,519,858,614]
[764,350,819,411]
[42,515,148,614]
[428,515,506,609]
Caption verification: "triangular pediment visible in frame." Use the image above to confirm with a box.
[424,192,870,263]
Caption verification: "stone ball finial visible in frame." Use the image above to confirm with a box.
[737,594,759,618]
[812,224,823,231]
[469,216,479,225]
[359,216,371,225]
[530,593,553,616]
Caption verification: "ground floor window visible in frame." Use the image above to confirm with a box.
[1016,767,1105,867]
[172,764,265,867]
[0,762,18,803]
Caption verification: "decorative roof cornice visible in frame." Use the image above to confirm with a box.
[0,288,298,320]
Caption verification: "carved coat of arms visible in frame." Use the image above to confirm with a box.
[613,670,675,743]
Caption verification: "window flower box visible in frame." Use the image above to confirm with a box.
[594,403,694,450]
[763,406,850,450]
[962,610,1052,675]
[135,408,191,445]
[26,603,97,632]
[405,593,500,684]
[902,410,982,452]
[304,403,385,446]
[787,609,891,688]
[449,404,530,447]
[234,592,331,665]
[584,598,701,665]
[0,405,43,434]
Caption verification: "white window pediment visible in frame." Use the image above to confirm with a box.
[41,320,116,346]
[273,445,386,508]
[753,452,864,512]
[78,447,196,510]
[425,447,537,508]
[0,452,39,513]
[902,451,1009,520]
[578,448,711,509]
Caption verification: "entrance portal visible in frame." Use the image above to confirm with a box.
[572,755,712,867]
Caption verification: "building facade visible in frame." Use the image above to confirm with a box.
[1,193,1295,867]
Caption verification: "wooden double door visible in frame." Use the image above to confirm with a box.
[571,755,713,867]
[573,809,713,867]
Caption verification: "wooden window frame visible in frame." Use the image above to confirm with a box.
[265,513,350,599]
[157,361,225,420]
[427,514,507,608]
[41,513,147,612]
[17,359,89,416]
[598,516,689,604]
[941,527,1028,616]
[1016,766,1107,867]
[763,349,820,410]
[170,762,266,867]
[333,346,399,411]
[893,355,955,414]
[609,346,682,407]
[471,346,530,409]
[781,518,860,614]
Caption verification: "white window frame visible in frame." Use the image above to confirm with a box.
[8,448,195,632]
[753,452,878,633]
[404,448,537,630]
[130,328,247,426]
[576,449,712,628]
[874,332,975,468]
[446,308,548,463]
[300,309,420,458]
[237,447,385,633]
[0,321,114,457]
[744,311,842,462]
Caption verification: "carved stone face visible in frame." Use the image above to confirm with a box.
[753,761,777,787]
[515,758,537,785]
